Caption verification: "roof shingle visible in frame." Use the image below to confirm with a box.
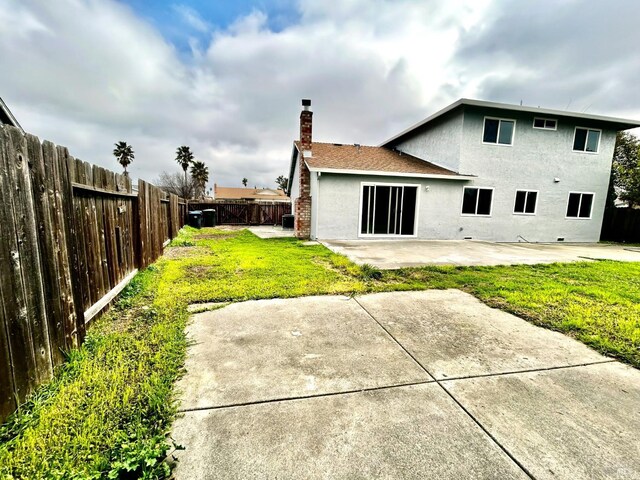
[295,141,460,176]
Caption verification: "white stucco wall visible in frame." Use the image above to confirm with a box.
[314,106,617,242]
[315,173,470,240]
[457,106,616,242]
[394,110,464,172]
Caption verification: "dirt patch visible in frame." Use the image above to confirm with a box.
[196,234,237,240]
[188,265,213,278]
[163,246,208,260]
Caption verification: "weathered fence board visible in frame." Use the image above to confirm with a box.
[188,201,291,226]
[0,125,186,422]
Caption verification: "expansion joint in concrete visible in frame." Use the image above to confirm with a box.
[351,296,537,480]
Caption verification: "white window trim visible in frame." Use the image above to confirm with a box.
[482,117,516,146]
[513,189,539,215]
[532,117,558,131]
[572,127,602,154]
[460,186,495,217]
[357,181,421,238]
[565,191,595,220]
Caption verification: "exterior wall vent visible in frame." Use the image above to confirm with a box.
[557,237,565,242]
[463,236,473,240]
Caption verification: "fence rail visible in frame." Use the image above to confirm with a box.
[0,125,185,422]
[601,207,640,243]
[188,201,291,226]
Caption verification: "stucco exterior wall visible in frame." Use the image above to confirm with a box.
[457,106,616,242]
[314,106,617,242]
[393,110,464,172]
[315,173,470,240]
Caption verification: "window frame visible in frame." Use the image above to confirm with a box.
[565,191,595,219]
[357,181,421,238]
[460,186,495,217]
[482,116,516,146]
[572,127,601,154]
[532,117,557,131]
[513,189,539,216]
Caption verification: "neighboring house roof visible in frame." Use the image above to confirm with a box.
[214,185,289,201]
[381,98,640,147]
[0,96,24,133]
[294,141,472,180]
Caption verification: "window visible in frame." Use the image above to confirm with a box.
[566,192,594,218]
[533,117,557,130]
[513,190,538,214]
[360,184,418,235]
[462,187,493,216]
[573,127,601,153]
[483,117,515,145]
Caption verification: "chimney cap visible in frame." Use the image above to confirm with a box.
[302,99,311,107]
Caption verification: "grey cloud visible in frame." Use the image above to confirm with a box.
[452,0,640,117]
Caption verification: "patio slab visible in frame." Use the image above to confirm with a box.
[442,362,640,479]
[322,239,640,268]
[356,290,607,380]
[177,296,431,411]
[171,383,528,480]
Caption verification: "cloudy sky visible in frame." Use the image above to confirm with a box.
[1,0,640,191]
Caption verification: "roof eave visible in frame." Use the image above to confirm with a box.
[306,166,474,180]
[0,97,24,133]
[380,97,640,146]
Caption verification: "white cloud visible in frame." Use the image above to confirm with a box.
[1,0,639,190]
[172,4,210,33]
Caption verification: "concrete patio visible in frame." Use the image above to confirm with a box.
[171,290,640,479]
[322,239,640,268]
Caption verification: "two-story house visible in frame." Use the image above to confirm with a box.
[287,98,640,242]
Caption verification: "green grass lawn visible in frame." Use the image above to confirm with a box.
[1,226,638,478]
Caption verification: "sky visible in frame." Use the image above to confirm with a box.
[1,0,640,191]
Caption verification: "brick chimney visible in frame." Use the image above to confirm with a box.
[295,99,312,240]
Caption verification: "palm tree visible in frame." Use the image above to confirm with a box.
[175,146,194,186]
[113,141,134,176]
[190,161,209,199]
[242,177,248,187]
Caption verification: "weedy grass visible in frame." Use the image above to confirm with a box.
[0,266,189,479]
[380,261,640,367]
[1,227,638,478]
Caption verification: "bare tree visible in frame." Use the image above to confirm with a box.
[155,171,195,199]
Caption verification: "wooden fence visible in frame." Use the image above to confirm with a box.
[600,207,640,243]
[188,201,291,226]
[0,125,185,422]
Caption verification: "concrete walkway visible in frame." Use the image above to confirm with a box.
[171,291,640,479]
[322,239,640,268]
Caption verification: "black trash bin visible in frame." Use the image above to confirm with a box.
[203,209,216,227]
[188,210,203,229]
[282,214,294,229]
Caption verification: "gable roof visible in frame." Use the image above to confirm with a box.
[381,98,640,147]
[0,97,24,133]
[214,185,289,201]
[294,141,470,179]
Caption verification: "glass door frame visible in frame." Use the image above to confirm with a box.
[358,181,420,238]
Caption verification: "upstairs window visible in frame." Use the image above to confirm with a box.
[573,127,601,153]
[483,117,515,145]
[566,192,594,218]
[514,190,538,215]
[533,117,557,130]
[462,187,493,216]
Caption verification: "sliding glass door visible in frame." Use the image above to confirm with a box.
[360,184,418,236]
